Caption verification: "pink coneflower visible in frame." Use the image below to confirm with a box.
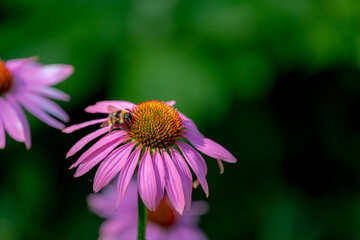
[0,57,73,149]
[64,100,236,214]
[88,180,208,240]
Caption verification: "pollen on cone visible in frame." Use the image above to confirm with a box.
[128,100,183,148]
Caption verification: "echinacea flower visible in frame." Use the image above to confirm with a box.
[0,57,73,149]
[64,100,236,214]
[88,180,208,240]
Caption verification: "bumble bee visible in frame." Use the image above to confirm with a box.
[100,105,132,134]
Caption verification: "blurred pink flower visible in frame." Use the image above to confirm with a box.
[88,180,208,240]
[0,57,73,149]
[64,100,236,214]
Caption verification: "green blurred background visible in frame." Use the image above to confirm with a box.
[1,0,360,239]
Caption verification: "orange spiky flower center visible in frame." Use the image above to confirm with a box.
[147,198,176,227]
[128,100,183,149]
[0,60,13,95]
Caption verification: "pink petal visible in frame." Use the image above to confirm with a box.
[178,141,209,197]
[63,118,107,133]
[66,127,110,158]
[0,98,25,142]
[162,150,185,214]
[116,146,142,208]
[5,57,37,72]
[93,141,136,192]
[70,130,127,169]
[107,105,120,113]
[186,200,209,217]
[166,100,176,106]
[184,130,236,163]
[179,112,203,137]
[138,148,158,211]
[87,191,117,218]
[167,225,208,240]
[74,136,129,177]
[0,115,5,148]
[181,140,207,175]
[100,217,137,239]
[22,93,69,122]
[85,101,136,114]
[171,148,193,212]
[16,94,65,129]
[153,150,165,206]
[89,180,138,218]
[5,95,31,149]
[146,223,167,240]
[25,64,74,86]
[29,86,70,101]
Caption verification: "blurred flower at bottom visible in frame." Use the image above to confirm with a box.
[88,180,208,240]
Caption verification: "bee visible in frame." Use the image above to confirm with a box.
[100,105,133,134]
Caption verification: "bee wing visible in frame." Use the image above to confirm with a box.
[107,105,120,113]
[100,120,109,127]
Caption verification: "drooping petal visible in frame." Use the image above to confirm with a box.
[22,92,69,122]
[66,127,111,158]
[138,148,158,211]
[93,141,136,192]
[16,94,65,129]
[178,141,209,197]
[23,64,74,86]
[85,101,136,114]
[5,95,31,149]
[70,131,127,169]
[162,150,185,214]
[0,98,25,142]
[0,115,5,148]
[171,148,193,212]
[153,150,165,206]
[63,118,107,133]
[74,135,129,177]
[29,86,70,101]
[180,140,207,175]
[179,112,203,137]
[116,146,142,207]
[5,57,37,72]
[184,130,236,163]
[217,159,224,174]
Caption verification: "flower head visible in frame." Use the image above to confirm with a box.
[88,180,208,240]
[0,57,73,149]
[64,100,236,214]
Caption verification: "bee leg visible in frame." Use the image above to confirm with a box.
[108,124,114,135]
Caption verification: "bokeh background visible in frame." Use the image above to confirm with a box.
[1,0,360,239]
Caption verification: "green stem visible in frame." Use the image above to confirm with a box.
[138,194,147,240]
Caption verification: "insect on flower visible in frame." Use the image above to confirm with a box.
[100,105,133,134]
[64,100,236,214]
